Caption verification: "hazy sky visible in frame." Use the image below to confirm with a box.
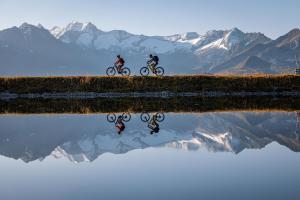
[0,0,299,39]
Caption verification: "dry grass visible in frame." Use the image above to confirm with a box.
[0,74,299,93]
[0,96,299,114]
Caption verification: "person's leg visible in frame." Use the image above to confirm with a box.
[150,61,156,71]
[118,64,124,72]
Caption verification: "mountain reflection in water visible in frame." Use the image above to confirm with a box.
[0,111,299,163]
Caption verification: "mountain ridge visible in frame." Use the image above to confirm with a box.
[215,28,300,73]
[0,21,299,75]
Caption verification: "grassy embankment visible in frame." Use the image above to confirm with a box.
[1,96,299,114]
[0,74,299,93]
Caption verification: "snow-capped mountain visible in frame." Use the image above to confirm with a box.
[50,22,269,56]
[0,22,112,75]
[51,21,191,54]
[48,22,275,74]
[0,21,299,75]
[216,28,300,73]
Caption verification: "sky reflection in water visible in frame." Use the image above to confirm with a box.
[0,111,300,200]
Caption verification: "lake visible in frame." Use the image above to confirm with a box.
[0,106,300,199]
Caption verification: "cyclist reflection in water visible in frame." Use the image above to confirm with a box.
[115,116,125,134]
[148,116,160,134]
[107,113,131,134]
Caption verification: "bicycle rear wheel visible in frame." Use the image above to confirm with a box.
[106,67,116,76]
[140,113,150,122]
[140,67,149,76]
[121,67,131,76]
[154,67,164,76]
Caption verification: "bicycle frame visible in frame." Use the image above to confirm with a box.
[113,65,123,73]
[147,63,157,73]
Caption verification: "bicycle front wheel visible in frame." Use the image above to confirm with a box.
[106,67,116,76]
[122,112,131,122]
[154,67,164,76]
[140,67,149,76]
[155,113,165,122]
[121,67,131,76]
[107,113,116,122]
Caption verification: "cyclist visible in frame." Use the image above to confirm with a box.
[147,54,159,72]
[115,116,125,134]
[148,116,160,134]
[114,55,125,73]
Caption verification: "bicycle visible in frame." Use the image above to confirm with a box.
[140,112,165,123]
[107,112,131,123]
[140,63,164,76]
[106,65,131,76]
[140,112,164,134]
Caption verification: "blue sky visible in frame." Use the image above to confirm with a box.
[0,0,299,39]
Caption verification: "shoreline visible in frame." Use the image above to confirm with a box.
[1,96,299,114]
[1,91,300,100]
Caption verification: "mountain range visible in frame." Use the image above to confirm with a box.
[0,21,299,75]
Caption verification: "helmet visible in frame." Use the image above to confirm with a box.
[149,54,153,58]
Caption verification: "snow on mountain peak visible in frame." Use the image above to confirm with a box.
[182,32,200,40]
[49,21,193,53]
[65,21,85,32]
[64,21,99,33]
[50,26,62,37]
[162,32,202,46]
[197,28,246,51]
[223,27,244,47]
[51,21,101,40]
[46,21,270,57]
[49,21,103,46]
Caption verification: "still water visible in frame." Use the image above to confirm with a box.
[0,111,300,200]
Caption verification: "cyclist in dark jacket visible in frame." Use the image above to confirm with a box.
[148,115,160,134]
[147,54,159,71]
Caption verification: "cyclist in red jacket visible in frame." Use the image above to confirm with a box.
[115,116,125,134]
[114,55,125,73]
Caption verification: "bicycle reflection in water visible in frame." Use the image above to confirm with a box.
[140,112,165,134]
[107,113,131,134]
[106,112,165,135]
